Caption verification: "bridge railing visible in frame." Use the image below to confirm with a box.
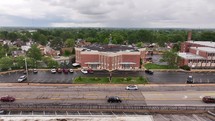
[0,103,214,111]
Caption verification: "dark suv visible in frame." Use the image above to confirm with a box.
[187,76,193,84]
[202,96,215,103]
[145,69,153,75]
[107,96,122,103]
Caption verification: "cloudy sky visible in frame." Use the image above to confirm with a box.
[0,0,215,28]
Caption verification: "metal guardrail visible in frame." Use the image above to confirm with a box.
[0,103,215,111]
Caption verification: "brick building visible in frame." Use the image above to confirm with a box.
[75,44,146,71]
[178,41,215,68]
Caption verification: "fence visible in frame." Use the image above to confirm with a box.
[0,103,214,111]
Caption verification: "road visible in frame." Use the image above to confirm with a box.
[1,70,215,84]
[0,85,215,106]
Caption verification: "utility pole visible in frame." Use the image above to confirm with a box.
[24,58,29,85]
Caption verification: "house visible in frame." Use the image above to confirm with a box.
[45,46,58,56]
[12,50,25,57]
[76,39,91,47]
[3,40,13,46]
[21,45,31,52]
[13,39,25,47]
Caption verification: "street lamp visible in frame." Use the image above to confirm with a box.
[24,58,28,81]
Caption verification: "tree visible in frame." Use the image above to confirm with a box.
[14,56,25,69]
[0,45,6,58]
[50,37,63,50]
[64,39,75,47]
[136,42,143,48]
[160,50,178,67]
[8,32,18,41]
[27,44,42,61]
[0,56,13,71]
[172,42,181,52]
[42,57,59,68]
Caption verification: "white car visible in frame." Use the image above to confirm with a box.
[126,85,138,90]
[51,69,56,73]
[18,75,27,82]
[72,63,80,67]
[69,69,74,73]
[81,69,88,74]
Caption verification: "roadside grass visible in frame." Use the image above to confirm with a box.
[144,63,178,69]
[73,76,148,84]
[110,77,148,84]
[73,77,109,84]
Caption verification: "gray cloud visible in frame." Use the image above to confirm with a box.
[0,0,215,28]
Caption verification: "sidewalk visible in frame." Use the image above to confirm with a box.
[0,83,215,87]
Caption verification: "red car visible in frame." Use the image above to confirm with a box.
[202,96,215,103]
[63,68,69,74]
[0,95,15,102]
[87,69,94,74]
[56,68,62,73]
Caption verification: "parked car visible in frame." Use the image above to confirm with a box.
[107,96,122,103]
[18,75,27,82]
[51,69,56,73]
[23,70,27,74]
[57,68,62,73]
[33,69,38,74]
[126,85,138,90]
[187,76,193,84]
[0,95,15,102]
[0,110,7,114]
[202,96,215,103]
[72,63,80,67]
[87,69,94,74]
[69,69,74,73]
[145,69,153,75]
[81,69,88,74]
[63,68,69,74]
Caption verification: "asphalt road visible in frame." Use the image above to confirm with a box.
[0,70,215,84]
[0,86,214,106]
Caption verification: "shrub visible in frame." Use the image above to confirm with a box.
[180,65,190,71]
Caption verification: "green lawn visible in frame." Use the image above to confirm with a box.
[73,76,148,84]
[144,63,178,69]
[73,77,109,84]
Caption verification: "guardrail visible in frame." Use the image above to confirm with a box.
[0,103,214,111]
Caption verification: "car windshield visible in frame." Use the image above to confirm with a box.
[20,76,25,79]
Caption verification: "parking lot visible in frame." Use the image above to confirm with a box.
[0,70,215,84]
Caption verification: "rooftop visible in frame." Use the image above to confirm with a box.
[187,41,215,48]
[190,47,215,53]
[178,52,205,59]
[82,44,139,52]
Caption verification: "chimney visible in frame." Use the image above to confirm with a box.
[187,31,192,41]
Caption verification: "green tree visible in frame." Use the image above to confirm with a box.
[42,57,59,68]
[50,37,63,50]
[0,56,13,71]
[64,39,75,47]
[8,32,18,41]
[47,60,59,68]
[14,56,25,69]
[27,44,42,61]
[160,50,178,66]
[0,45,6,58]
[136,42,143,48]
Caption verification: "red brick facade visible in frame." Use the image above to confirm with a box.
[75,47,146,71]
[179,41,215,68]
